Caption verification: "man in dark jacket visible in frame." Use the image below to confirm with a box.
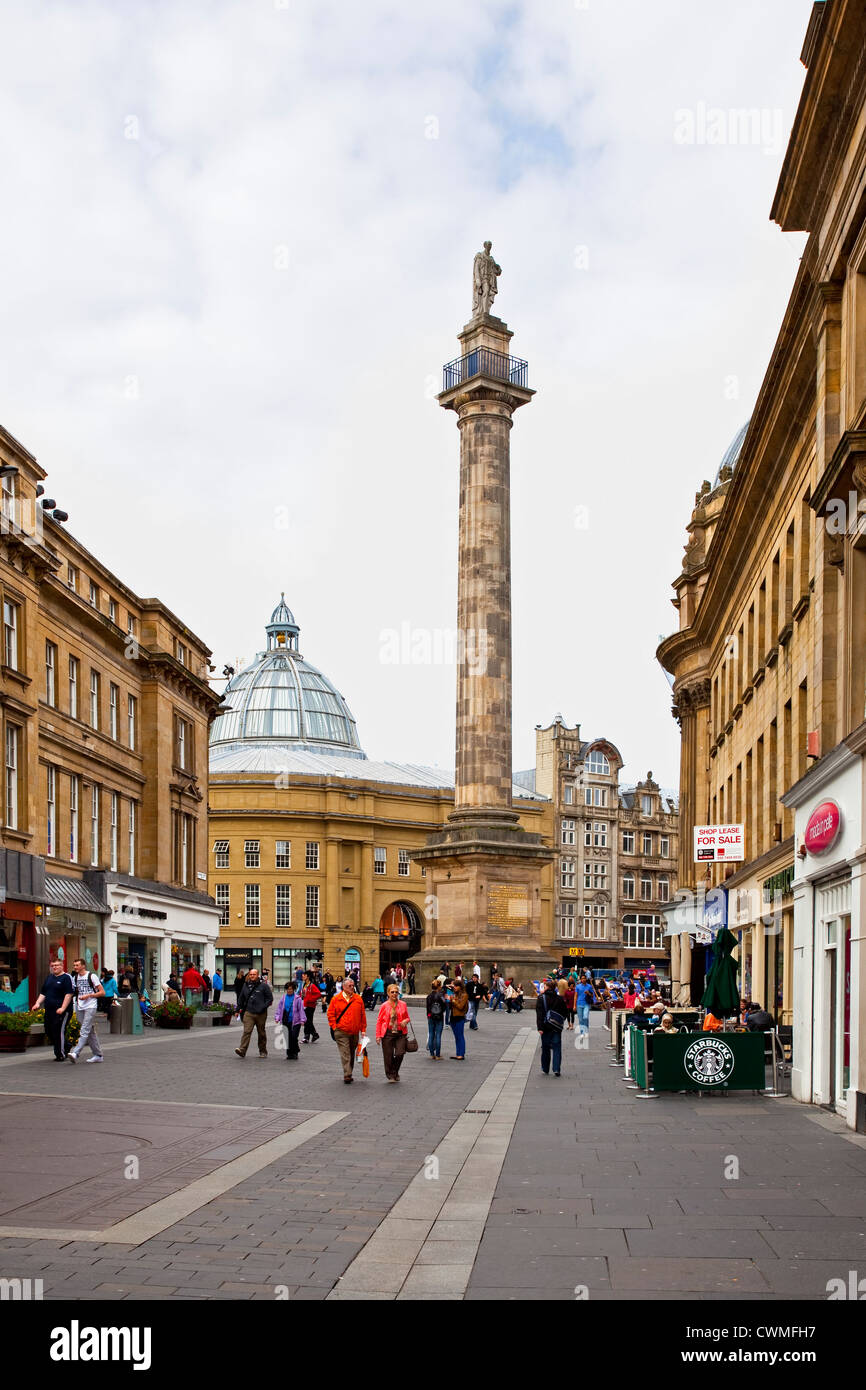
[426,981,447,1059]
[465,975,484,1030]
[745,1003,775,1032]
[234,969,274,1059]
[535,979,568,1077]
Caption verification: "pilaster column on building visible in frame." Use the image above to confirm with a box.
[678,932,692,1006]
[325,838,340,925]
[812,281,843,473]
[360,842,374,932]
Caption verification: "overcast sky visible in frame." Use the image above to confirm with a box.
[0,0,814,789]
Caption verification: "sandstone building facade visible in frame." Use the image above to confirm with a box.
[0,421,220,1008]
[658,0,866,1128]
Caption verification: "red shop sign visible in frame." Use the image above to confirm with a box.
[804,800,842,855]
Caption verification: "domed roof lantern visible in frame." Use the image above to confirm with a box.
[266,593,300,653]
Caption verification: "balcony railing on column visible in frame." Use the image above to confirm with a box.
[442,348,529,392]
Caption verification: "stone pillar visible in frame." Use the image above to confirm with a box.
[326,838,340,927]
[360,842,374,933]
[670,932,680,1001]
[411,265,556,989]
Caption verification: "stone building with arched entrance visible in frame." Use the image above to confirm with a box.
[207,599,553,990]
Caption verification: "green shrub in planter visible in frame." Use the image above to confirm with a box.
[0,1011,33,1034]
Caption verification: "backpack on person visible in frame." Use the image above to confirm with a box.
[429,994,444,1018]
[74,972,101,1004]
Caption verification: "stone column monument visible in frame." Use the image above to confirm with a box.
[411,244,556,990]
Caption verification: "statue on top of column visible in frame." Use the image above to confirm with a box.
[472,240,501,318]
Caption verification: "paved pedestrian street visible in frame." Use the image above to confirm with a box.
[0,1007,864,1303]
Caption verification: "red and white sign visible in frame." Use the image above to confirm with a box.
[694,824,745,863]
[804,800,842,856]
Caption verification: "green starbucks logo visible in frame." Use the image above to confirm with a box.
[683,1037,735,1086]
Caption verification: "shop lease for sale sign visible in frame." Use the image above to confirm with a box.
[693,824,744,862]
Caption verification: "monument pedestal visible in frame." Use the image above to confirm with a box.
[411,811,556,992]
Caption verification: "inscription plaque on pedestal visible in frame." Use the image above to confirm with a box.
[487,883,530,931]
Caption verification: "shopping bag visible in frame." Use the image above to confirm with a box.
[362,1052,370,1078]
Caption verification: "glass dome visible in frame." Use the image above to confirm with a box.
[713,420,749,487]
[209,596,365,759]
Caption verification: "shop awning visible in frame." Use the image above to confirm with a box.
[44,874,109,915]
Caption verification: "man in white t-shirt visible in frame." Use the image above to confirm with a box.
[68,959,106,1063]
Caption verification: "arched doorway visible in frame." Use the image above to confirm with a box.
[378,901,423,974]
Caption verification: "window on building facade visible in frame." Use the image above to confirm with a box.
[643,832,653,855]
[3,599,19,669]
[45,641,57,705]
[658,876,670,902]
[127,613,136,636]
[585,821,608,848]
[398,849,410,877]
[175,812,194,886]
[5,724,19,829]
[560,902,576,938]
[586,751,610,774]
[245,883,260,927]
[586,786,608,807]
[563,784,573,805]
[67,565,78,593]
[584,863,607,890]
[561,819,576,845]
[128,801,136,874]
[582,903,606,938]
[660,835,670,858]
[46,765,56,857]
[276,883,291,927]
[109,683,118,740]
[640,873,652,900]
[213,839,230,869]
[275,840,291,869]
[109,598,117,624]
[306,884,319,928]
[175,716,191,770]
[69,774,79,861]
[622,914,662,950]
[89,580,99,608]
[622,872,635,900]
[176,640,187,666]
[1,471,15,525]
[374,846,386,874]
[244,839,260,868]
[215,883,229,927]
[110,792,118,871]
[69,656,79,719]
[622,830,635,854]
[305,841,319,871]
[560,858,575,890]
[641,794,653,815]
[128,694,137,749]
[90,786,99,866]
[89,670,100,730]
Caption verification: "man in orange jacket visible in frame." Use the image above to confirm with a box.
[326,978,367,1084]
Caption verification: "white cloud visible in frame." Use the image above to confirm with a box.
[0,0,814,786]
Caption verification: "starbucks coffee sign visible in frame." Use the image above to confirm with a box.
[683,1037,736,1087]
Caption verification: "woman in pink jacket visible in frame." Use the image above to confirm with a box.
[375,982,410,1083]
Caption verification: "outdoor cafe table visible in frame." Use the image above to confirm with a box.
[630,1026,766,1092]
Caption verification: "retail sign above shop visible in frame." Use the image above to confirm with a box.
[693,824,744,863]
[804,800,842,856]
[567,947,586,957]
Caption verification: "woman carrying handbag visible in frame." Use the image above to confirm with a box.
[375,982,412,1083]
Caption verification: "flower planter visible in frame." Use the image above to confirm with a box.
[212,1012,233,1026]
[0,1032,28,1052]
[26,1025,47,1048]
[156,1017,193,1030]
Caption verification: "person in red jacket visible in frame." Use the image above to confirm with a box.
[327,978,367,1083]
[302,976,322,1044]
[181,963,206,1007]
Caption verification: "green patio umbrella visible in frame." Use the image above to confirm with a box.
[700,926,740,1017]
